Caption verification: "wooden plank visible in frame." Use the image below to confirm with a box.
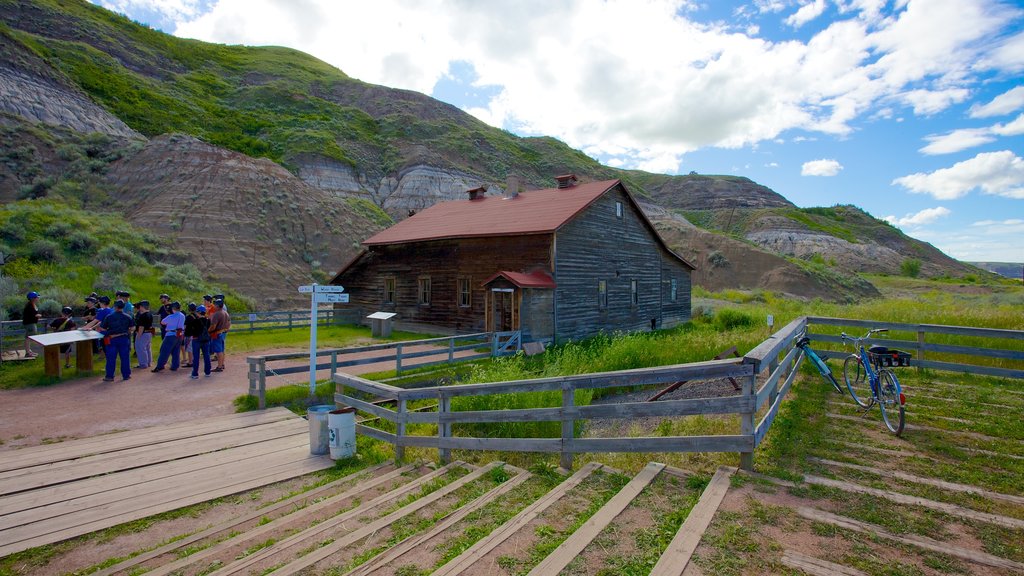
[756,346,800,410]
[432,462,603,576]
[0,408,296,471]
[0,418,306,494]
[257,462,505,576]
[343,468,532,576]
[91,463,396,576]
[0,443,321,543]
[808,316,1024,340]
[915,360,1024,380]
[0,452,332,557]
[803,474,1024,529]
[402,436,562,452]
[354,424,398,443]
[526,462,664,576]
[568,435,754,454]
[333,373,401,399]
[743,317,807,368]
[137,463,424,576]
[650,465,734,576]
[780,550,868,576]
[0,434,308,518]
[796,507,1024,571]
[578,395,750,419]
[339,395,399,421]
[827,413,1023,446]
[755,350,803,445]
[807,457,1024,505]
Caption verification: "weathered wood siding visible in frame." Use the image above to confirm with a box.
[554,184,691,342]
[521,288,554,342]
[335,235,552,333]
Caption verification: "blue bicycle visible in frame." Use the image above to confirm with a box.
[795,329,906,435]
[840,329,906,435]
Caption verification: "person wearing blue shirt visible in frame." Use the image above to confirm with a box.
[153,301,185,372]
[116,291,134,316]
[99,299,134,382]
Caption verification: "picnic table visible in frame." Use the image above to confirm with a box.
[28,330,102,377]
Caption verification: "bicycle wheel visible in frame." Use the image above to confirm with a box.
[842,354,872,408]
[877,369,905,435]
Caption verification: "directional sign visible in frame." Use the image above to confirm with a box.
[298,285,315,293]
[316,293,349,303]
[315,285,345,293]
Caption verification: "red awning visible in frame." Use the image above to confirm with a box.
[482,270,557,289]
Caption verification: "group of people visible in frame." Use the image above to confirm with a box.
[22,290,231,382]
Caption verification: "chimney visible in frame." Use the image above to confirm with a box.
[555,173,578,189]
[505,174,520,198]
[466,185,487,200]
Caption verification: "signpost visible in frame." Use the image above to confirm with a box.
[298,283,346,395]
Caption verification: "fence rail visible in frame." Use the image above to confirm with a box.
[245,331,520,409]
[333,316,1023,470]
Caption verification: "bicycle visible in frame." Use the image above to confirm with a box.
[840,329,906,435]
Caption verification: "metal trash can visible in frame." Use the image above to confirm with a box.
[328,407,357,460]
[307,405,333,455]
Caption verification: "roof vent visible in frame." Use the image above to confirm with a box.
[467,185,487,200]
[505,174,520,199]
[555,173,578,189]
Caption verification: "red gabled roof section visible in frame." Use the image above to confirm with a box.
[482,270,557,289]
[363,180,619,245]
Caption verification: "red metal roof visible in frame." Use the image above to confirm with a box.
[363,180,620,245]
[482,270,557,289]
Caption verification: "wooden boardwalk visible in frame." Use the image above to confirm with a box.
[0,407,331,557]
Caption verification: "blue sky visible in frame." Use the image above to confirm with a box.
[95,0,1024,262]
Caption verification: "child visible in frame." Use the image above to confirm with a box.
[48,306,77,368]
[134,300,154,369]
[22,291,41,358]
[190,305,212,379]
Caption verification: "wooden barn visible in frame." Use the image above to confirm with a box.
[330,175,694,343]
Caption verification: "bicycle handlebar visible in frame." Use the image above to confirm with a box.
[842,328,888,345]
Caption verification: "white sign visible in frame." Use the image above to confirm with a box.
[767,314,775,328]
[316,293,349,303]
[298,285,315,293]
[299,284,344,293]
[248,313,257,322]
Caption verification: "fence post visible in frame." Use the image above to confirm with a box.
[257,357,266,410]
[330,350,337,375]
[560,381,574,471]
[491,333,498,357]
[249,314,254,333]
[395,398,406,464]
[288,312,293,331]
[439,391,451,464]
[396,344,403,375]
[449,337,455,363]
[247,357,258,397]
[740,369,756,471]
[917,328,925,373]
[767,356,780,406]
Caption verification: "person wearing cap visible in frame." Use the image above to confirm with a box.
[213,294,227,313]
[208,299,230,372]
[22,291,42,358]
[116,291,134,316]
[98,299,134,382]
[133,300,154,369]
[83,296,100,354]
[202,294,213,308]
[157,294,172,339]
[182,302,199,368]
[48,306,77,368]
[190,305,212,379]
[153,301,185,372]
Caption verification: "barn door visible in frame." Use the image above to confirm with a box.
[488,288,518,332]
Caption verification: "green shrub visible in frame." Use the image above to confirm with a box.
[97,244,138,265]
[66,230,97,253]
[37,298,62,316]
[160,263,205,291]
[900,258,921,278]
[713,308,756,331]
[27,239,62,262]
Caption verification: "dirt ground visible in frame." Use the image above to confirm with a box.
[0,343,458,451]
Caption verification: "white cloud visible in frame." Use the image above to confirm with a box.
[883,206,951,228]
[141,0,1024,171]
[920,128,995,155]
[99,0,201,20]
[969,86,1024,118]
[786,0,827,28]
[801,158,843,176]
[892,150,1024,200]
[918,218,1024,261]
[992,113,1024,136]
[765,162,780,168]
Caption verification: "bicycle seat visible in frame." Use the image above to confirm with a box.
[796,337,810,347]
[868,345,889,354]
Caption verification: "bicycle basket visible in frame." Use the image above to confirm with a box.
[868,348,912,368]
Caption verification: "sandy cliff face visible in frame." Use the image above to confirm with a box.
[105,135,380,306]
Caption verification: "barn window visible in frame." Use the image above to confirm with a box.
[630,279,638,306]
[383,277,396,305]
[418,276,431,305]
[615,201,623,219]
[598,280,608,310]
[458,277,471,307]
[670,278,678,302]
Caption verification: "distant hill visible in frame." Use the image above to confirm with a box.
[970,262,1023,280]
[0,0,991,305]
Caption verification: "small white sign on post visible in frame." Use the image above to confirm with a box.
[298,283,347,395]
[767,314,775,329]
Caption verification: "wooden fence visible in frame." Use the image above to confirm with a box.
[246,331,521,409]
[333,316,1023,470]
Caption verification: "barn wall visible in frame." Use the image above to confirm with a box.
[554,184,691,342]
[334,235,552,333]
